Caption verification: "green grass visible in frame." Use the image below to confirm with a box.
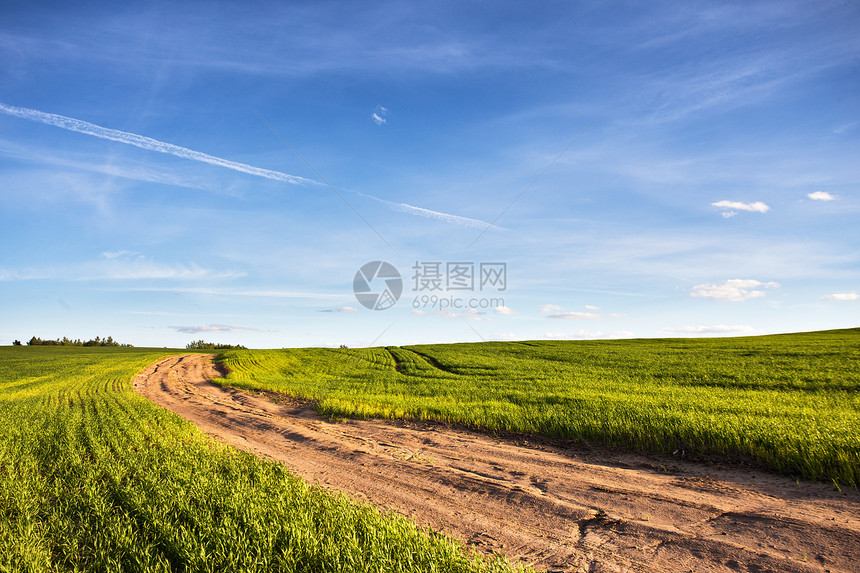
[0,346,517,573]
[218,329,860,486]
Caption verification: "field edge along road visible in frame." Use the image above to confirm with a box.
[134,354,860,573]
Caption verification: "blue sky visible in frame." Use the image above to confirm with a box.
[1,0,858,348]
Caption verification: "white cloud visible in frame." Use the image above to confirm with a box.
[661,324,758,335]
[539,304,562,313]
[584,305,600,310]
[609,313,627,318]
[101,250,138,259]
[1,102,495,230]
[494,306,516,315]
[547,311,602,319]
[821,292,858,301]
[0,102,315,186]
[371,105,389,125]
[690,279,779,301]
[808,191,835,201]
[319,306,359,312]
[0,269,49,281]
[712,200,770,214]
[110,286,342,300]
[491,333,519,341]
[98,260,234,281]
[411,309,464,318]
[168,324,260,334]
[383,199,500,229]
[545,329,605,339]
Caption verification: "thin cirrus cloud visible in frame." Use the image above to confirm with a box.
[821,292,858,301]
[168,324,262,334]
[318,306,360,313]
[545,329,605,339]
[0,102,496,229]
[690,279,779,302]
[712,200,770,218]
[101,250,139,259]
[371,106,389,125]
[808,191,835,201]
[1,257,238,282]
[0,102,314,185]
[359,193,500,229]
[661,325,758,335]
[547,311,602,320]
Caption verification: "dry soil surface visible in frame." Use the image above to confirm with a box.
[133,354,860,573]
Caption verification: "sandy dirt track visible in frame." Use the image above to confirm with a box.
[133,354,860,573]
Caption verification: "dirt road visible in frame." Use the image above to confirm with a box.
[133,354,859,573]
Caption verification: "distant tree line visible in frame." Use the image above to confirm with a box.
[185,340,247,350]
[24,336,132,347]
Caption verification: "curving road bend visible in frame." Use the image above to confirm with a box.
[133,355,860,573]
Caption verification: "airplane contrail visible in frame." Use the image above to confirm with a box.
[360,193,501,229]
[0,102,316,186]
[0,101,498,229]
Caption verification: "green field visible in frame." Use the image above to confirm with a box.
[218,329,860,486]
[2,330,857,571]
[0,346,515,572]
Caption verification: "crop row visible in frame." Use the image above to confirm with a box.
[0,346,515,572]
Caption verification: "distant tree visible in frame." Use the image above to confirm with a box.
[186,340,247,350]
[24,336,132,347]
[12,340,22,346]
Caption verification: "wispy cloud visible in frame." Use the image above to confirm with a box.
[539,304,562,313]
[545,329,605,339]
[319,306,359,312]
[661,325,758,335]
[635,9,860,125]
[712,200,770,217]
[0,102,315,185]
[1,258,240,282]
[168,324,261,334]
[97,259,239,281]
[494,306,516,315]
[690,279,779,302]
[821,292,858,301]
[101,250,138,259]
[114,286,343,300]
[360,193,500,229]
[808,191,835,201]
[547,311,601,320]
[0,137,218,192]
[833,121,859,135]
[0,268,50,281]
[371,105,389,125]
[2,102,492,229]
